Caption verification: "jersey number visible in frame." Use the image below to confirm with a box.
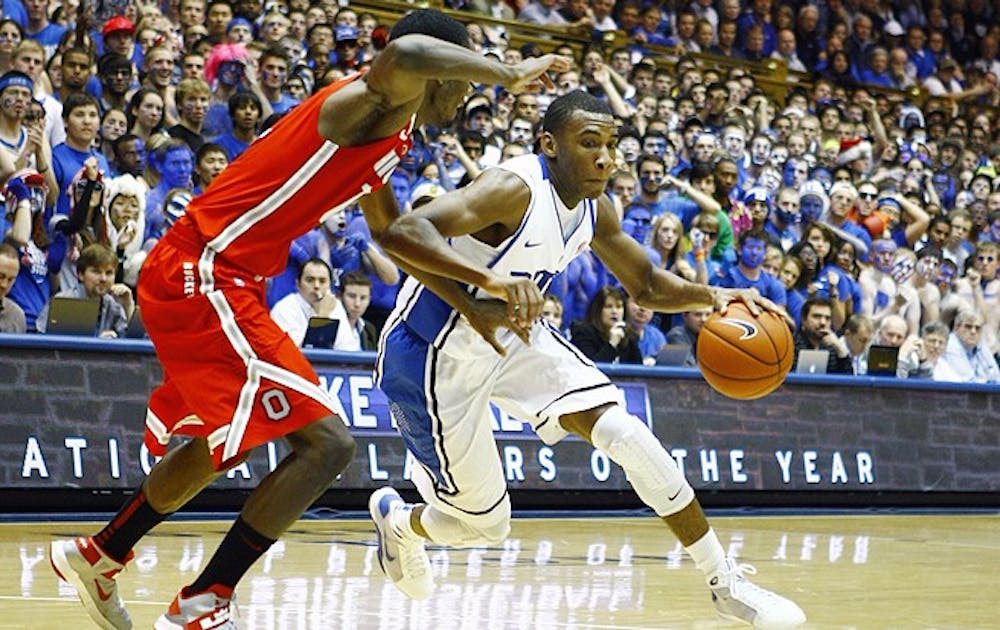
[511,269,556,293]
[261,389,291,421]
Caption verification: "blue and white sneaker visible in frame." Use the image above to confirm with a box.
[369,487,433,599]
[709,558,806,629]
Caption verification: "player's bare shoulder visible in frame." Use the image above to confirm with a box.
[458,167,534,243]
[317,75,416,147]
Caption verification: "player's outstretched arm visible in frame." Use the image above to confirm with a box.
[366,36,569,104]
[319,36,569,145]
[591,196,783,317]
[378,168,543,327]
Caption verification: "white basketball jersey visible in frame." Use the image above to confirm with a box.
[390,154,599,345]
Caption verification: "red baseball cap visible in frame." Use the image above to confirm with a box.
[102,16,135,37]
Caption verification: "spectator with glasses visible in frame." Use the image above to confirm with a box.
[687,213,726,285]
[97,53,135,115]
[934,311,1000,383]
[953,241,1000,354]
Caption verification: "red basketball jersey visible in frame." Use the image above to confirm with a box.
[180,71,414,277]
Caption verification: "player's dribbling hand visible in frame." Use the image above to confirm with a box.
[505,55,573,94]
[716,287,794,328]
[464,299,532,356]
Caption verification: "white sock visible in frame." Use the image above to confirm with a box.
[686,528,727,576]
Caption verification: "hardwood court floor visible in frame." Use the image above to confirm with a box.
[0,513,996,629]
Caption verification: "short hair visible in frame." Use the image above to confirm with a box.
[13,39,44,60]
[228,90,261,117]
[635,152,664,173]
[542,90,612,135]
[340,270,372,290]
[151,137,191,166]
[844,313,873,335]
[976,240,1000,256]
[691,212,719,231]
[196,141,227,162]
[297,257,333,283]
[98,52,131,76]
[0,241,18,260]
[176,77,210,106]
[954,310,983,329]
[259,46,289,67]
[801,295,833,319]
[738,228,768,248]
[62,46,92,64]
[306,23,334,42]
[61,93,100,120]
[389,9,470,48]
[458,129,486,149]
[921,321,949,337]
[542,292,563,313]
[690,162,714,182]
[916,245,944,261]
[112,133,141,157]
[76,243,118,274]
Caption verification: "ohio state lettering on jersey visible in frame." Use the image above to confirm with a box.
[180,71,414,278]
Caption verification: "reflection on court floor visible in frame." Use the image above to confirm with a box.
[3,514,998,629]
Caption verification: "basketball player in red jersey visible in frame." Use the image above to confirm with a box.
[49,10,568,630]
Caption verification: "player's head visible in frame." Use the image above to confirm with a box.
[392,10,473,127]
[389,9,470,48]
[539,91,616,200]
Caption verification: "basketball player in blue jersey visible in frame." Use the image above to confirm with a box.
[370,91,806,629]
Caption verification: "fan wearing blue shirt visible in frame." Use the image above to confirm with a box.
[212,91,261,161]
[51,94,111,220]
[258,47,298,115]
[711,228,787,307]
[22,0,67,59]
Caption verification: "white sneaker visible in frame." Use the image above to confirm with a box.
[708,558,806,629]
[50,537,133,630]
[153,585,238,630]
[369,486,434,599]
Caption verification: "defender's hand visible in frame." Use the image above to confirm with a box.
[505,55,572,94]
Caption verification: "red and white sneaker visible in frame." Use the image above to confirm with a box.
[50,536,134,630]
[154,585,238,630]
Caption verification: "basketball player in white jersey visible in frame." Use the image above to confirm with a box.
[370,91,806,628]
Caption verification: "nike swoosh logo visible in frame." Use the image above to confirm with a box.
[667,487,682,501]
[719,318,758,340]
[95,581,112,601]
[525,241,543,248]
[375,524,396,562]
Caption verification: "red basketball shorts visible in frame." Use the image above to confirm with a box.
[137,227,338,470]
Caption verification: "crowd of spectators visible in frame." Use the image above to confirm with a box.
[0,0,999,385]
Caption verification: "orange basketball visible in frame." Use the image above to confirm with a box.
[696,302,794,400]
